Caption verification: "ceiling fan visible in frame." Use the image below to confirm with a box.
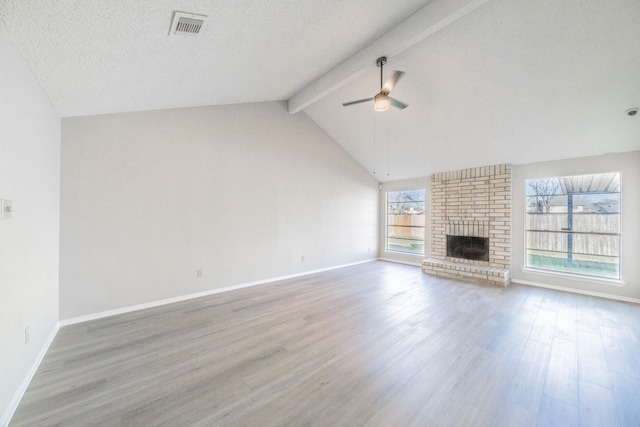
[342,56,408,112]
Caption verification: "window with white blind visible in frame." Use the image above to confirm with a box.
[386,189,426,255]
[525,172,620,279]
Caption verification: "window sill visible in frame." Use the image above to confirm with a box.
[521,267,625,287]
[383,250,425,258]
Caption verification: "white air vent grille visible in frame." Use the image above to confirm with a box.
[169,11,207,36]
[176,18,202,34]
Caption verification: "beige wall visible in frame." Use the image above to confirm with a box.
[0,22,60,423]
[60,102,379,319]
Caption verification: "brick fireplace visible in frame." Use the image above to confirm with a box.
[422,164,512,287]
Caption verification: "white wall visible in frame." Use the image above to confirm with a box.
[0,22,60,423]
[512,151,640,300]
[383,151,640,300]
[60,102,379,319]
[379,177,431,265]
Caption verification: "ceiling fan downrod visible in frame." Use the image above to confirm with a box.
[376,57,387,93]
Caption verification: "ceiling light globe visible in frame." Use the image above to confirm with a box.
[374,93,390,112]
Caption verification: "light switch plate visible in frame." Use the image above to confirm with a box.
[1,199,12,219]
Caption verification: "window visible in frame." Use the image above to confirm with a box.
[525,172,620,279]
[386,189,426,255]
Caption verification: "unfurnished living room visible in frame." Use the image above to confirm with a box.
[1,1,639,426]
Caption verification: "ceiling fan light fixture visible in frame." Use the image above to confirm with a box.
[342,56,407,111]
[374,93,390,112]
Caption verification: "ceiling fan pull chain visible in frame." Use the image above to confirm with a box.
[373,110,377,175]
[387,109,391,177]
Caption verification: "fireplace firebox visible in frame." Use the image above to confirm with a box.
[446,235,489,261]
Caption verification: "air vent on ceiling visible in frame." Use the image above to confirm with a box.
[169,11,207,36]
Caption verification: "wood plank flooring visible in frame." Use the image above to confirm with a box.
[10,261,640,426]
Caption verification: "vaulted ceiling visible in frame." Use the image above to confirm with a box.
[2,0,639,181]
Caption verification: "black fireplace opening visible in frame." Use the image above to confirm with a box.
[446,235,489,261]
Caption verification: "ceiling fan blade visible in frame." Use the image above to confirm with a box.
[342,97,374,107]
[382,71,405,94]
[389,97,409,110]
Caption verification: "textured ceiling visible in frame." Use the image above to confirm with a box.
[2,0,639,182]
[304,0,640,180]
[0,0,428,117]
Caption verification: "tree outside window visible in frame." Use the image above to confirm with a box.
[525,172,620,279]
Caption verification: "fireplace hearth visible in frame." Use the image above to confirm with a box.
[447,235,489,261]
[422,164,512,287]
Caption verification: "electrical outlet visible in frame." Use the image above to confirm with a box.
[25,327,30,344]
[1,199,12,219]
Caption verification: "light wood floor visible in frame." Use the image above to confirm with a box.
[10,261,640,426]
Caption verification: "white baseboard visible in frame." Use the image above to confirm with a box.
[512,279,640,305]
[3,259,378,425]
[1,322,60,427]
[60,258,378,326]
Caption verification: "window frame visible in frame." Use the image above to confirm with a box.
[385,188,426,256]
[523,172,621,281]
